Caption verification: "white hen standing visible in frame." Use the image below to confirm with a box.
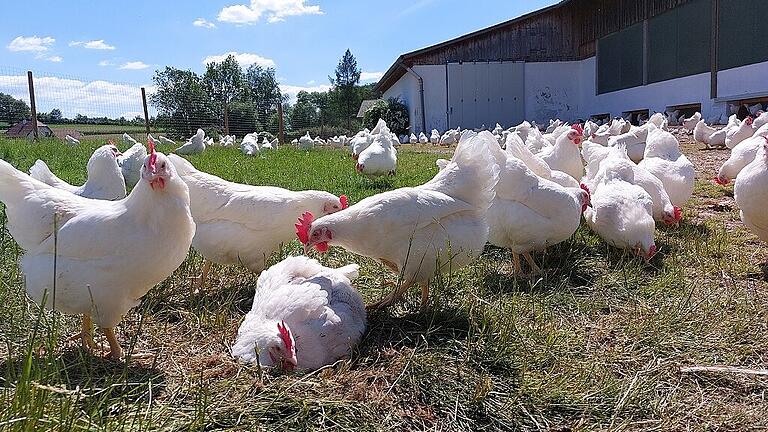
[231,256,366,372]
[167,154,347,287]
[0,140,195,358]
[30,144,127,201]
[537,124,585,180]
[638,128,695,207]
[487,136,590,273]
[356,121,397,177]
[295,130,499,310]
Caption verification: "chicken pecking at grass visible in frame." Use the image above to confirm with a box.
[0,138,195,359]
[295,130,499,311]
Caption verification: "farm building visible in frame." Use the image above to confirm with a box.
[4,120,54,139]
[375,0,768,133]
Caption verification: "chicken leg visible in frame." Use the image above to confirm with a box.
[522,252,541,274]
[190,260,213,293]
[367,280,414,310]
[419,282,430,313]
[103,327,123,360]
[67,314,96,350]
[512,253,522,274]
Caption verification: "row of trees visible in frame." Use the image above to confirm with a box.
[0,93,146,128]
[151,49,381,139]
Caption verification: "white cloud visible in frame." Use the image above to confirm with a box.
[69,39,116,50]
[193,18,216,28]
[217,0,322,24]
[45,56,63,63]
[202,51,276,68]
[306,79,316,85]
[280,83,332,103]
[360,71,384,82]
[118,61,150,70]
[0,74,157,119]
[98,60,114,67]
[7,35,55,52]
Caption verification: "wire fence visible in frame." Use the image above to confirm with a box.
[0,66,360,146]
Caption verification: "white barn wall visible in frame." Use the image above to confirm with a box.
[717,60,768,99]
[384,57,768,132]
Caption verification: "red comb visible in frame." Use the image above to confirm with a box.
[746,116,754,125]
[340,195,348,209]
[294,211,315,244]
[713,176,729,186]
[580,183,591,196]
[571,123,584,135]
[673,206,682,222]
[107,139,115,145]
[148,136,157,169]
[277,320,293,353]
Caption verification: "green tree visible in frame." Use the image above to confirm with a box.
[245,65,282,127]
[151,66,214,137]
[49,108,63,123]
[203,54,246,135]
[288,91,319,131]
[329,49,361,128]
[0,92,31,125]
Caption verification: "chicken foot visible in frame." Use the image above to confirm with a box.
[189,260,213,293]
[367,280,414,310]
[522,252,541,274]
[67,314,96,351]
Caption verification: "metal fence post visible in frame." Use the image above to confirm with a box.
[27,71,38,139]
[277,101,285,144]
[141,87,150,135]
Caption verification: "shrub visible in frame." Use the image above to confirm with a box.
[362,98,409,135]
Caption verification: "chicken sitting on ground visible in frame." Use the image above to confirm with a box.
[175,128,206,155]
[637,128,695,207]
[167,154,348,289]
[734,138,768,242]
[231,256,366,371]
[295,130,499,310]
[356,120,397,177]
[715,123,768,185]
[0,139,195,359]
[487,134,591,274]
[30,143,127,200]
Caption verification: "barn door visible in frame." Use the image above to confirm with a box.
[448,61,525,130]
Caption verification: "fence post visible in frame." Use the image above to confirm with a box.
[277,101,285,144]
[27,71,38,140]
[141,87,150,135]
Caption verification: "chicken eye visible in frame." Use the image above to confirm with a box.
[161,163,166,169]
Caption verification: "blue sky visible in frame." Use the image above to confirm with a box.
[0,0,557,116]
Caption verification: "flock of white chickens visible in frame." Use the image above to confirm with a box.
[1,109,767,373]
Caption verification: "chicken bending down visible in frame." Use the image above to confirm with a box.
[296,130,499,311]
[232,256,366,371]
[0,139,195,359]
[117,141,148,189]
[167,154,348,289]
[29,143,127,201]
[487,135,590,274]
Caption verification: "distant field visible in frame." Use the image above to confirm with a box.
[0,137,766,430]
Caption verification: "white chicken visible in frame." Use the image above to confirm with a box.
[356,121,397,177]
[487,137,590,273]
[418,132,428,144]
[429,129,440,144]
[65,135,80,146]
[0,140,195,358]
[725,116,755,149]
[122,133,139,146]
[30,144,127,201]
[715,123,768,185]
[167,154,347,286]
[693,120,727,148]
[537,124,585,180]
[638,128,695,206]
[409,133,418,144]
[295,130,498,310]
[231,256,366,372]
[240,133,260,156]
[175,129,206,155]
[298,132,314,150]
[349,132,372,159]
[158,136,176,146]
[504,134,579,188]
[734,139,768,242]
[584,162,657,259]
[607,125,649,164]
[117,142,148,189]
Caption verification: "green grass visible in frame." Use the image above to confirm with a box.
[1,137,767,430]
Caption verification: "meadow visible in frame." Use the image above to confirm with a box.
[0,136,767,430]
